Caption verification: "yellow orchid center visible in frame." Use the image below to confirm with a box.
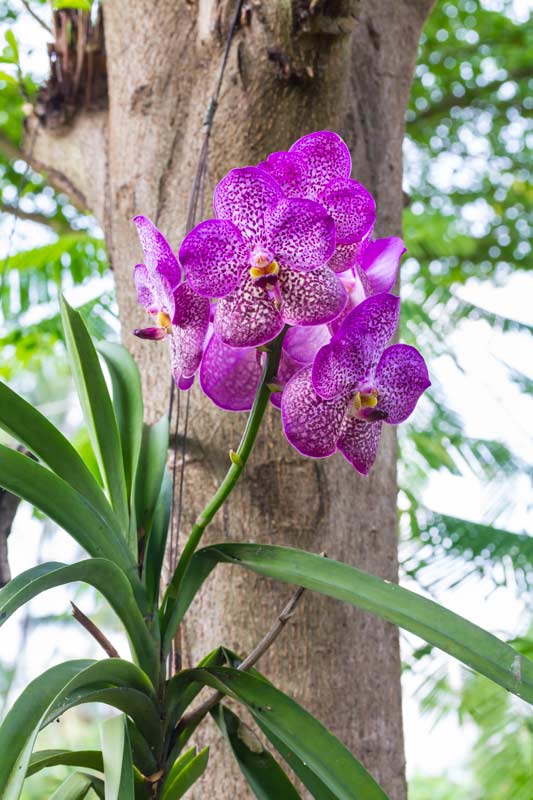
[156,311,173,332]
[250,260,280,281]
[351,389,379,416]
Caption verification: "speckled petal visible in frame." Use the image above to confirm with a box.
[133,264,156,313]
[328,243,360,274]
[283,324,331,364]
[270,351,302,410]
[278,265,347,327]
[214,166,284,249]
[375,344,430,424]
[134,215,181,288]
[312,293,400,400]
[337,418,382,475]
[258,151,304,197]
[357,237,405,294]
[319,179,376,245]
[178,218,249,298]
[281,365,347,458]
[289,131,352,200]
[172,282,210,380]
[265,198,336,271]
[200,333,262,411]
[214,275,283,348]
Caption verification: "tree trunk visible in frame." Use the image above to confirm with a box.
[29,2,433,797]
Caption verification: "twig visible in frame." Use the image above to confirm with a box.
[70,601,120,658]
[177,585,306,732]
[20,0,53,34]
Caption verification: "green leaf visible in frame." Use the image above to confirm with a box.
[0,560,158,682]
[134,417,170,547]
[0,379,122,542]
[97,342,144,508]
[160,746,209,800]
[254,723,337,800]
[0,659,160,799]
[60,296,129,531]
[0,445,133,574]
[4,31,18,64]
[188,668,387,800]
[53,0,92,9]
[212,705,301,800]
[48,773,93,800]
[181,543,533,705]
[144,469,171,612]
[28,749,103,777]
[100,715,135,800]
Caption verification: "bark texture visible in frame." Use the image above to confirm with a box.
[29,2,433,797]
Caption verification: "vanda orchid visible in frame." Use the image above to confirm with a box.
[2,127,524,800]
[132,131,429,475]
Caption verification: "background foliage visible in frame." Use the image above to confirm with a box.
[0,0,532,796]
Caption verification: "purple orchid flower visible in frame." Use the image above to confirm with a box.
[281,293,430,474]
[330,236,406,334]
[200,324,331,412]
[178,166,347,349]
[259,131,377,274]
[132,216,210,389]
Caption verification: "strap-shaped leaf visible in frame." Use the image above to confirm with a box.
[49,773,93,800]
[28,749,103,777]
[186,667,387,800]
[0,659,160,799]
[212,705,301,800]
[60,296,129,530]
[97,342,144,503]
[100,715,135,800]
[144,469,171,611]
[0,445,134,574]
[160,746,209,800]
[0,380,120,540]
[181,543,533,704]
[0,560,158,682]
[134,417,170,547]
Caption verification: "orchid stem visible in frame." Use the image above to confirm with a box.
[162,328,287,614]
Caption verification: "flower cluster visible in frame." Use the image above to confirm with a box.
[132,131,429,474]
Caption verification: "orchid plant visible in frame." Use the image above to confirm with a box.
[0,132,531,800]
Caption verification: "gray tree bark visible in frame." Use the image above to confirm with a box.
[29,2,434,797]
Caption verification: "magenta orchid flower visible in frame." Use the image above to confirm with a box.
[178,167,347,349]
[200,324,331,412]
[281,293,430,474]
[330,236,406,334]
[132,216,210,389]
[259,131,377,274]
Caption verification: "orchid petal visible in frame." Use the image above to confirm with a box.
[172,282,210,378]
[214,166,283,249]
[200,333,262,411]
[281,366,347,458]
[265,198,336,272]
[375,344,430,424]
[312,293,400,400]
[258,151,304,197]
[279,265,347,327]
[179,218,249,298]
[319,179,376,245]
[357,237,405,294]
[133,215,181,288]
[133,264,157,313]
[214,275,283,348]
[328,243,360,274]
[337,418,382,475]
[289,131,352,200]
[283,324,331,364]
